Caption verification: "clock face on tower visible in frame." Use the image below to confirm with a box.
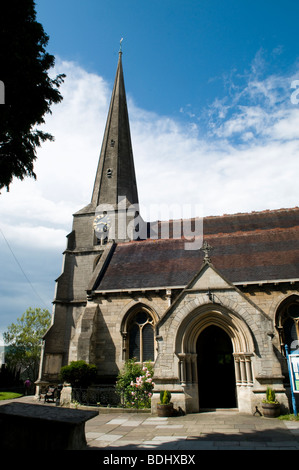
[93,213,111,237]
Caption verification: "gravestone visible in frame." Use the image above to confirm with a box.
[0,402,98,450]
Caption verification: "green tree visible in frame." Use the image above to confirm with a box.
[0,0,65,191]
[3,307,51,382]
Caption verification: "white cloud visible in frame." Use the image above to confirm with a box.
[1,221,67,250]
[0,59,111,249]
[2,54,298,228]
[0,54,299,333]
[28,59,110,205]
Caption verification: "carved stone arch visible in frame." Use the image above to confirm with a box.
[120,300,159,335]
[175,304,255,355]
[273,293,299,328]
[173,299,255,396]
[213,291,272,331]
[171,292,255,356]
[273,293,299,355]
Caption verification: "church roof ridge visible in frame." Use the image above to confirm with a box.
[206,224,299,238]
[203,206,299,220]
[112,206,299,247]
[143,206,299,225]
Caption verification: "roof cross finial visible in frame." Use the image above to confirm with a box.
[200,241,213,263]
[119,37,124,53]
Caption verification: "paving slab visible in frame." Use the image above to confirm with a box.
[85,410,299,450]
[2,397,299,451]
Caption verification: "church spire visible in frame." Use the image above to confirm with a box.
[91,50,139,210]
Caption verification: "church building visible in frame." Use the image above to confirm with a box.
[38,51,299,414]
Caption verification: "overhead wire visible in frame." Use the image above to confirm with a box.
[0,226,51,310]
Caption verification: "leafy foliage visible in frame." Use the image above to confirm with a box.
[0,0,65,191]
[160,390,172,405]
[116,359,154,409]
[263,386,279,404]
[3,307,51,382]
[59,360,98,387]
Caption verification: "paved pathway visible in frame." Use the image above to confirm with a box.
[2,397,299,450]
[84,409,299,450]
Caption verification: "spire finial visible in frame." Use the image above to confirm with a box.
[200,241,213,263]
[119,37,123,53]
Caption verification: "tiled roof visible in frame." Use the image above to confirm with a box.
[94,207,299,291]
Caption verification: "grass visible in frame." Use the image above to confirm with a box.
[0,392,23,401]
[278,413,299,421]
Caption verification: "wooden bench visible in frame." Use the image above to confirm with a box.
[44,386,57,403]
[0,402,98,450]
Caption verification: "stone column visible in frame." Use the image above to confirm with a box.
[178,353,186,386]
[234,355,242,385]
[245,355,253,384]
[121,332,127,360]
[240,356,247,384]
[191,354,198,384]
[186,354,192,384]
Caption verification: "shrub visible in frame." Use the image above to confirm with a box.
[263,387,279,404]
[116,359,154,409]
[161,390,171,404]
[59,360,97,387]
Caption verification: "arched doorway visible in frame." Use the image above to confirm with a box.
[197,325,236,409]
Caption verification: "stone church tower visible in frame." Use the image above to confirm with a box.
[38,51,299,414]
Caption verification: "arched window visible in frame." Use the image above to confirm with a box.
[276,298,299,353]
[128,311,155,362]
[283,304,299,351]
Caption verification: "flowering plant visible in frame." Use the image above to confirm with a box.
[116,359,155,409]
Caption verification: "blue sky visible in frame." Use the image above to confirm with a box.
[35,0,299,119]
[1,0,299,342]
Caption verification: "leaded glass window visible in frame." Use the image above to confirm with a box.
[278,301,299,353]
[128,311,154,362]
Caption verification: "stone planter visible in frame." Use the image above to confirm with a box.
[262,402,280,418]
[157,403,174,417]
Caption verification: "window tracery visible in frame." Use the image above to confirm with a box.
[122,308,156,362]
[276,298,299,354]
